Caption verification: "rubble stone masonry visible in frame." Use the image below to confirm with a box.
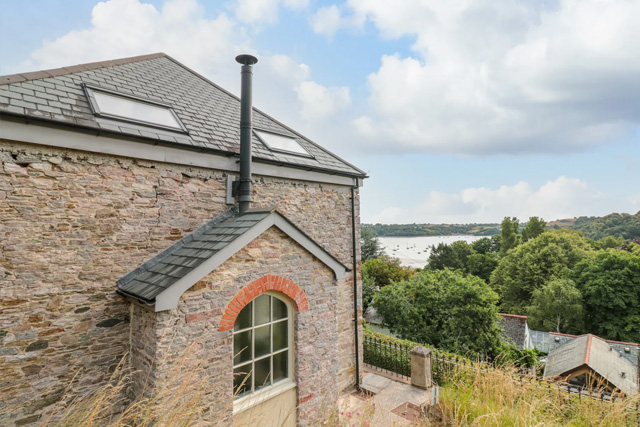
[0,139,362,426]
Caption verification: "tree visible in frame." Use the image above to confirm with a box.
[500,217,520,256]
[528,278,583,333]
[472,236,501,254]
[361,226,383,262]
[362,256,415,289]
[591,235,625,250]
[373,269,503,356]
[426,240,473,271]
[573,250,640,343]
[522,217,547,242]
[490,229,593,314]
[467,252,499,282]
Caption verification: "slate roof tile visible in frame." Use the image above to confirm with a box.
[0,53,365,177]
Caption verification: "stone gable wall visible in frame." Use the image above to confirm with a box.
[132,227,339,426]
[0,140,361,426]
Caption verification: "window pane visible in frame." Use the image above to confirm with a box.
[254,357,271,391]
[254,294,271,325]
[273,320,288,351]
[255,130,310,156]
[254,325,271,358]
[233,330,252,365]
[273,351,288,383]
[234,301,252,331]
[272,297,287,321]
[93,91,182,129]
[234,364,252,397]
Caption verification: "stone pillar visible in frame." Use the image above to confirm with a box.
[410,346,432,389]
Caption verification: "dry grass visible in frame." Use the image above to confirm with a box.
[417,361,639,427]
[38,343,229,427]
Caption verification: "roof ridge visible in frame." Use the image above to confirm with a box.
[584,334,593,365]
[0,53,167,86]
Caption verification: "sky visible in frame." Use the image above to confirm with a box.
[1,0,639,224]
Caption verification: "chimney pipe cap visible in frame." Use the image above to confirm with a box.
[236,54,258,66]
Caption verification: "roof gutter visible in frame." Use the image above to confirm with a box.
[0,113,367,181]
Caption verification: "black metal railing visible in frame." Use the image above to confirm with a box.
[363,334,411,379]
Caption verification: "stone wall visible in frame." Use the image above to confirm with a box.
[0,139,362,426]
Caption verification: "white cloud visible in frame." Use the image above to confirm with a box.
[235,0,308,25]
[343,0,640,154]
[368,176,617,224]
[309,5,342,37]
[295,81,351,121]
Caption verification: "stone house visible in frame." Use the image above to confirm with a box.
[0,53,367,426]
[497,313,533,351]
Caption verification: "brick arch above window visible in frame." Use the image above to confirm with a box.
[219,274,309,331]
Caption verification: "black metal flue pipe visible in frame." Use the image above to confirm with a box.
[236,54,258,214]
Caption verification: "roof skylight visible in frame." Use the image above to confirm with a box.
[254,130,311,157]
[84,85,186,132]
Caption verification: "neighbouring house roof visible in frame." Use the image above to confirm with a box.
[0,53,366,179]
[498,313,528,350]
[547,331,638,367]
[117,207,348,311]
[543,334,638,396]
[364,306,383,325]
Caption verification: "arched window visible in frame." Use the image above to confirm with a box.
[233,292,292,398]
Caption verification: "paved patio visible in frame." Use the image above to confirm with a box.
[338,369,433,426]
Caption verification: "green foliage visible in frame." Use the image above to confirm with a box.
[591,235,625,250]
[373,269,503,357]
[498,345,542,369]
[490,229,593,314]
[527,278,583,333]
[472,235,501,254]
[467,252,499,282]
[362,274,375,312]
[427,240,473,272]
[500,217,520,256]
[573,249,640,343]
[571,210,640,240]
[360,226,383,262]
[522,216,547,242]
[362,329,412,377]
[364,223,500,237]
[361,256,415,289]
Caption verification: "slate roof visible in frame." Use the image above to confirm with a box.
[117,207,348,307]
[547,331,638,367]
[0,53,366,178]
[543,334,638,395]
[117,207,244,303]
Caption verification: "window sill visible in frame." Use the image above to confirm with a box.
[233,379,297,415]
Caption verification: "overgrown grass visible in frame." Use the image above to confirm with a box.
[420,361,640,427]
[38,344,227,427]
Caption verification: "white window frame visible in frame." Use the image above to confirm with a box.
[232,291,295,414]
[83,84,188,133]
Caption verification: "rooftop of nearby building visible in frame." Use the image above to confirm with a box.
[0,53,366,178]
[543,334,638,396]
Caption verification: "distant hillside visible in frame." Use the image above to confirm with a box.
[554,211,640,240]
[366,210,640,240]
[365,223,500,237]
